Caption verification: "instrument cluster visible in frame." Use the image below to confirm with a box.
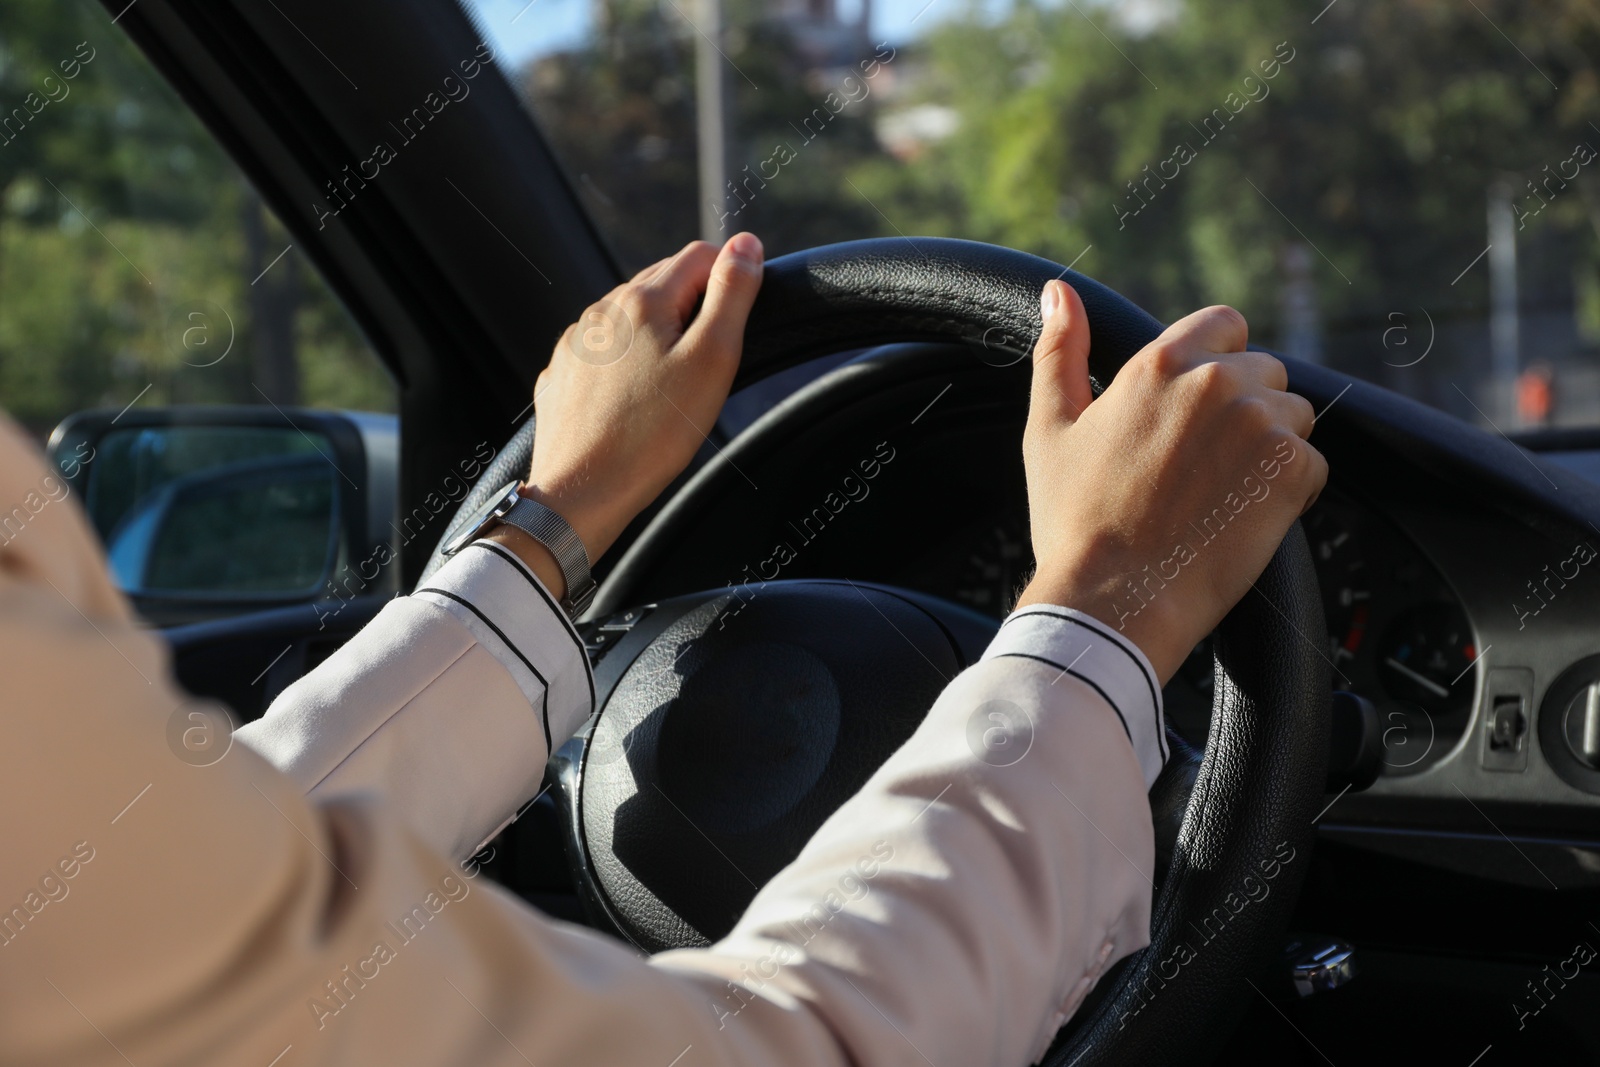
[916,484,1479,776]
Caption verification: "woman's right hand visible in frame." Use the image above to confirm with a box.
[1015,280,1327,683]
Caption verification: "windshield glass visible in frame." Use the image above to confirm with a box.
[464,0,1600,429]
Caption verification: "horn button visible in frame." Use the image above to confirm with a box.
[577,582,966,949]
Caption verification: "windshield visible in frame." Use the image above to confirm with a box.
[464,0,1600,430]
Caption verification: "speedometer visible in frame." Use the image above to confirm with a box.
[1375,603,1476,715]
[1162,486,1479,774]
[1302,488,1480,775]
[1304,506,1372,671]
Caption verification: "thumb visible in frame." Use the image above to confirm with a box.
[1030,279,1094,424]
[684,231,764,357]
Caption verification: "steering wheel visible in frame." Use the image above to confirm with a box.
[422,238,1331,1065]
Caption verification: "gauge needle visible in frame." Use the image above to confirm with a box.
[1384,657,1450,699]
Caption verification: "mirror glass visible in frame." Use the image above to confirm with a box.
[88,426,341,597]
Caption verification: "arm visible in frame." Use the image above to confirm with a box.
[0,237,1323,1067]
[0,414,1158,1067]
[236,234,772,862]
[666,608,1166,1066]
[235,538,595,861]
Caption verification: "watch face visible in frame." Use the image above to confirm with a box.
[442,481,521,556]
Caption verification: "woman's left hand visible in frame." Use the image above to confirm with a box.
[485,233,764,594]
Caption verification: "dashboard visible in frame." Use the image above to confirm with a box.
[616,343,1600,848]
[1158,486,1480,778]
[830,469,1484,783]
[837,475,1493,786]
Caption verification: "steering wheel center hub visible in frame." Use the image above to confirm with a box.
[657,636,843,834]
[577,583,965,949]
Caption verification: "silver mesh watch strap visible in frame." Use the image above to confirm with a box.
[499,496,596,619]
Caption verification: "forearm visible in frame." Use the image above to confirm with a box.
[0,441,1159,1067]
[238,540,595,861]
[234,563,1160,1065]
[260,610,1161,1067]
[654,610,1163,1066]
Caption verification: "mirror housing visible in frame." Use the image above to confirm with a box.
[46,406,397,626]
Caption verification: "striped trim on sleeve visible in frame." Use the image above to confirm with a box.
[414,540,597,754]
[983,605,1168,788]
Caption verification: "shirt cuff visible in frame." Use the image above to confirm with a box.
[981,604,1168,789]
[413,539,596,754]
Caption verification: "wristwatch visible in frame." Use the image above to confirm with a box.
[443,481,597,619]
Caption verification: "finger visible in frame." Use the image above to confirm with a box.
[1297,440,1330,515]
[1263,389,1316,441]
[1225,349,1288,392]
[642,240,721,321]
[1160,304,1248,358]
[1029,280,1094,425]
[682,232,764,357]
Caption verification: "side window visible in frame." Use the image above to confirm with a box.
[1,0,398,622]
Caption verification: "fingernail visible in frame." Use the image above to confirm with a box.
[728,232,764,273]
[1040,282,1060,322]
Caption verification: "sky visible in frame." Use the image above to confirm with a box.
[459,0,1010,68]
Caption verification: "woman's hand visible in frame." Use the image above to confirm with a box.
[485,233,764,597]
[1016,280,1327,683]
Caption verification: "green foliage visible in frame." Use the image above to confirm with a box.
[532,0,1599,397]
[524,4,889,264]
[0,0,393,437]
[860,0,1600,364]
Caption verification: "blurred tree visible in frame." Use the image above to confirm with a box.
[521,0,885,268]
[0,0,391,437]
[521,0,700,268]
[517,0,1598,419]
[853,0,1600,402]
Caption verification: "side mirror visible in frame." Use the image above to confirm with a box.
[46,406,397,625]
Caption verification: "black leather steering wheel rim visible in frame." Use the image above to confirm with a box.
[423,238,1332,1065]
[419,238,1163,589]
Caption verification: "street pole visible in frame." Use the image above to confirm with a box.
[1487,180,1520,407]
[695,0,729,243]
